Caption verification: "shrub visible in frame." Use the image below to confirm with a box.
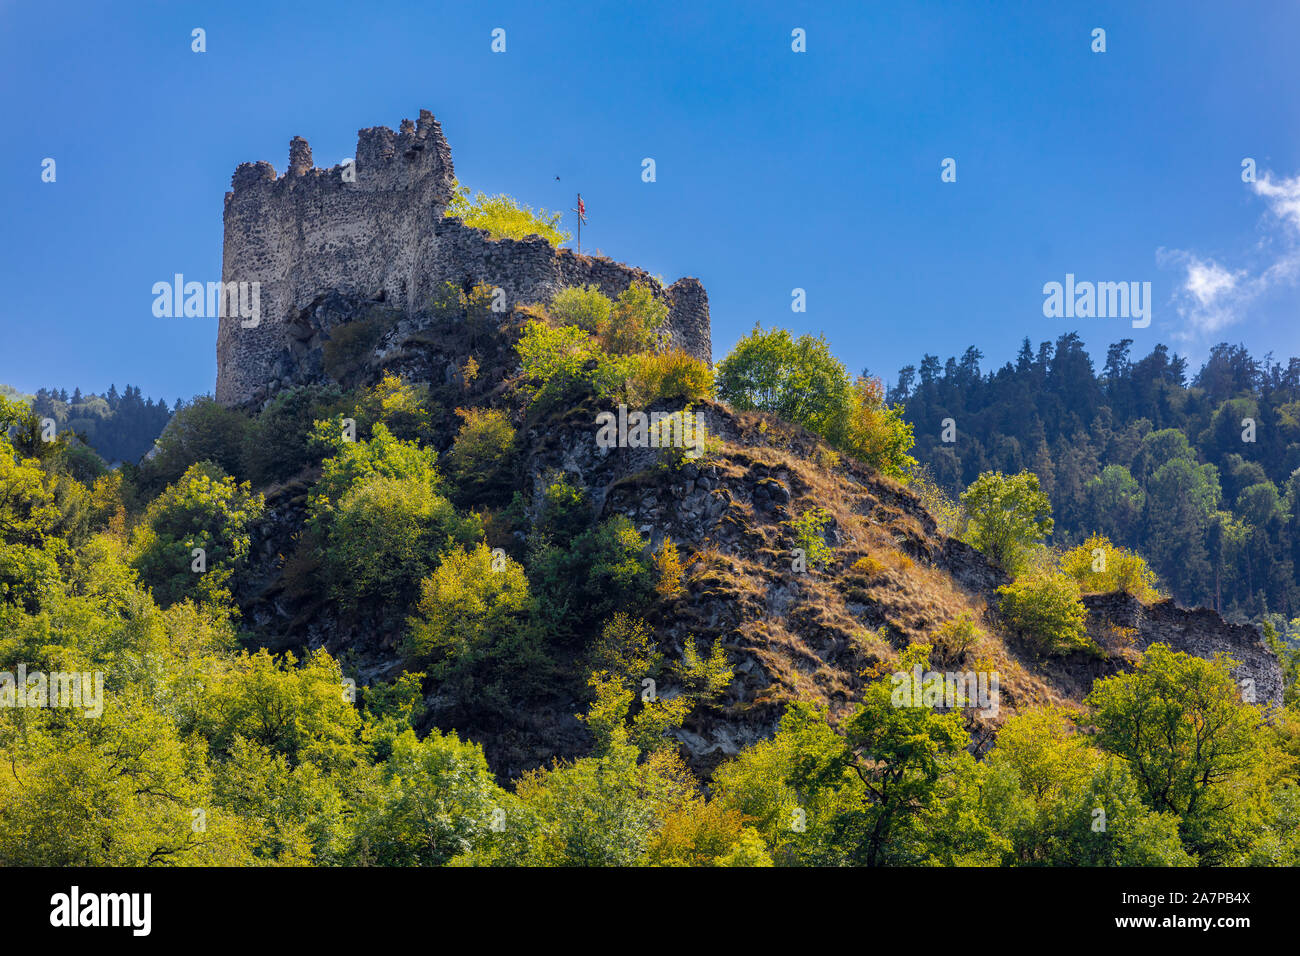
[1058,534,1161,602]
[535,474,590,545]
[716,325,915,479]
[349,373,435,445]
[786,507,834,570]
[307,422,442,519]
[427,281,500,346]
[717,325,851,439]
[530,515,653,638]
[514,320,602,407]
[445,407,517,506]
[851,555,884,577]
[323,473,479,608]
[139,397,250,492]
[930,612,983,665]
[629,351,714,405]
[446,181,570,245]
[588,612,662,682]
[307,423,477,607]
[910,464,964,538]
[549,284,612,336]
[997,571,1091,655]
[831,377,917,480]
[242,384,346,485]
[881,550,915,573]
[654,537,685,599]
[603,282,669,355]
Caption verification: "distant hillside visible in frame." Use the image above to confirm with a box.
[27,384,175,464]
[890,336,1300,626]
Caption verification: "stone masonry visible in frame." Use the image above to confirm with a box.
[217,109,712,406]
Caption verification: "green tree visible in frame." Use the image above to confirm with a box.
[139,397,249,492]
[241,384,345,485]
[129,461,264,607]
[405,543,533,671]
[458,744,695,867]
[1087,643,1269,863]
[348,373,436,445]
[514,320,620,407]
[0,696,253,865]
[717,325,853,443]
[1143,457,1219,604]
[832,376,917,480]
[327,473,477,607]
[1084,464,1145,544]
[352,726,512,866]
[195,649,366,774]
[646,798,773,867]
[715,645,973,866]
[603,281,669,355]
[529,515,654,638]
[960,470,1054,574]
[980,707,1191,865]
[0,438,70,611]
[307,423,477,606]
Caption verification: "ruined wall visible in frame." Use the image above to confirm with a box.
[218,108,712,406]
[1082,591,1284,708]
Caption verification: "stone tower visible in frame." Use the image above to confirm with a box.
[217,109,712,406]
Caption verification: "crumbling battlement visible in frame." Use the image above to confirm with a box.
[1082,591,1284,708]
[217,108,712,406]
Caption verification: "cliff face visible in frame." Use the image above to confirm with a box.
[517,402,1285,772]
[217,109,711,407]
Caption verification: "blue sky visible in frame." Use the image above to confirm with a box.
[3,0,1299,405]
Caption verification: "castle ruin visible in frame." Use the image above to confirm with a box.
[216,109,712,406]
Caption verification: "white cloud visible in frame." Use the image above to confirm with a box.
[1253,171,1300,231]
[1185,256,1240,306]
[1161,170,1300,340]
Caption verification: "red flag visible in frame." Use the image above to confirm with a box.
[577,194,587,223]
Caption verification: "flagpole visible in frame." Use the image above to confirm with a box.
[572,193,585,254]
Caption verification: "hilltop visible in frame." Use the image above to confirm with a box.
[196,284,1282,778]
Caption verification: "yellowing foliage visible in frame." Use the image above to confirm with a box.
[1059,534,1162,602]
